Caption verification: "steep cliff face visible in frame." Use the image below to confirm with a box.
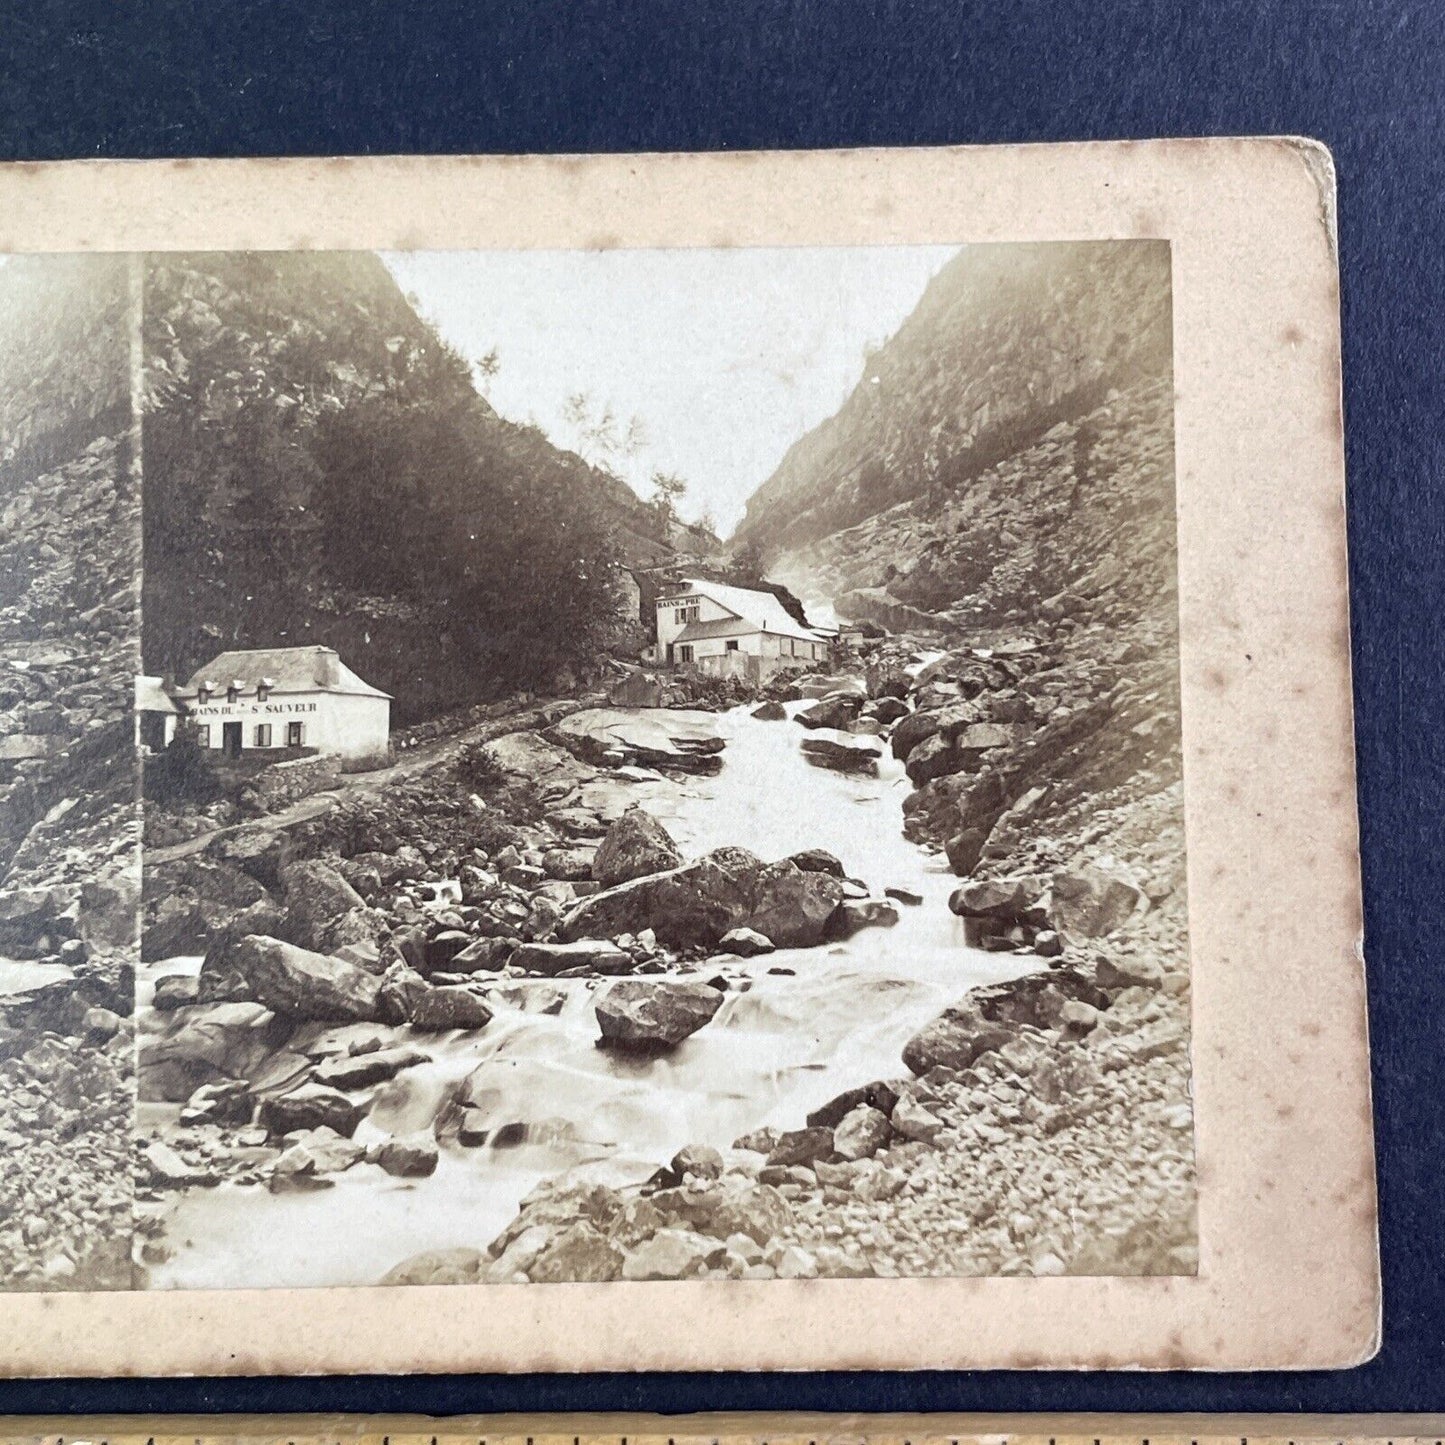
[141,252,708,724]
[733,241,1173,632]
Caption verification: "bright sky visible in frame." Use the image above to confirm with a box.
[382,246,959,537]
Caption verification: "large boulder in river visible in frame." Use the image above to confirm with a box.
[138,1000,290,1102]
[562,847,763,949]
[592,805,682,887]
[212,934,384,1022]
[511,939,633,976]
[868,696,910,724]
[595,979,725,1052]
[376,960,429,1024]
[746,861,847,947]
[314,1045,430,1090]
[826,897,901,939]
[788,848,846,876]
[794,694,862,730]
[948,876,1042,921]
[151,973,200,1011]
[553,708,724,771]
[259,1082,365,1138]
[717,926,774,957]
[375,1133,440,1177]
[409,985,494,1032]
[278,860,368,952]
[799,730,882,775]
[563,846,850,951]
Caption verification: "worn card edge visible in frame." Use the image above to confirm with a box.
[0,139,1377,1375]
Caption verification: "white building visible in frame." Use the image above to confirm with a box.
[135,675,180,753]
[652,579,833,677]
[177,646,391,762]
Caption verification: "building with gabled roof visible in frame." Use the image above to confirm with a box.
[135,675,181,753]
[652,578,833,677]
[175,645,391,762]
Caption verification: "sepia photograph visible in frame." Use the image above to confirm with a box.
[123,238,1192,1289]
[0,146,1375,1374]
[0,254,139,1292]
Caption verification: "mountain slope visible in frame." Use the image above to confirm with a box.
[141,252,711,724]
[733,241,1173,628]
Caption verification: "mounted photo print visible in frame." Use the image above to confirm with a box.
[0,142,1375,1373]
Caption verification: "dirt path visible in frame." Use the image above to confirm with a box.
[147,694,600,867]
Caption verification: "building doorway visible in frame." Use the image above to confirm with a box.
[222,721,243,758]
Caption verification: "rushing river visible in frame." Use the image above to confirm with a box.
[142,701,1037,1290]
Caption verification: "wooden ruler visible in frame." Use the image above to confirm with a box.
[0,1418,1442,1445]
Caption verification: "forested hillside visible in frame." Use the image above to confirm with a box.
[142,252,708,724]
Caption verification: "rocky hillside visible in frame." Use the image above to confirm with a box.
[727,237,1182,925]
[734,242,1173,623]
[142,252,715,724]
[0,254,139,1290]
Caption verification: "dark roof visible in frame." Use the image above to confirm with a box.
[673,617,758,643]
[135,676,180,714]
[181,646,391,700]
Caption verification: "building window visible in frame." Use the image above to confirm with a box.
[196,725,210,748]
[678,644,695,663]
[254,723,272,747]
[257,682,271,702]
[226,686,240,704]
[286,721,304,747]
[726,640,739,652]
[675,605,700,624]
[197,686,211,704]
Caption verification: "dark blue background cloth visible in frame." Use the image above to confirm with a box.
[1,0,1442,1415]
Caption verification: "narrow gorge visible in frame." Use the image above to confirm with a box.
[0,239,1193,1289]
[133,239,1192,1286]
